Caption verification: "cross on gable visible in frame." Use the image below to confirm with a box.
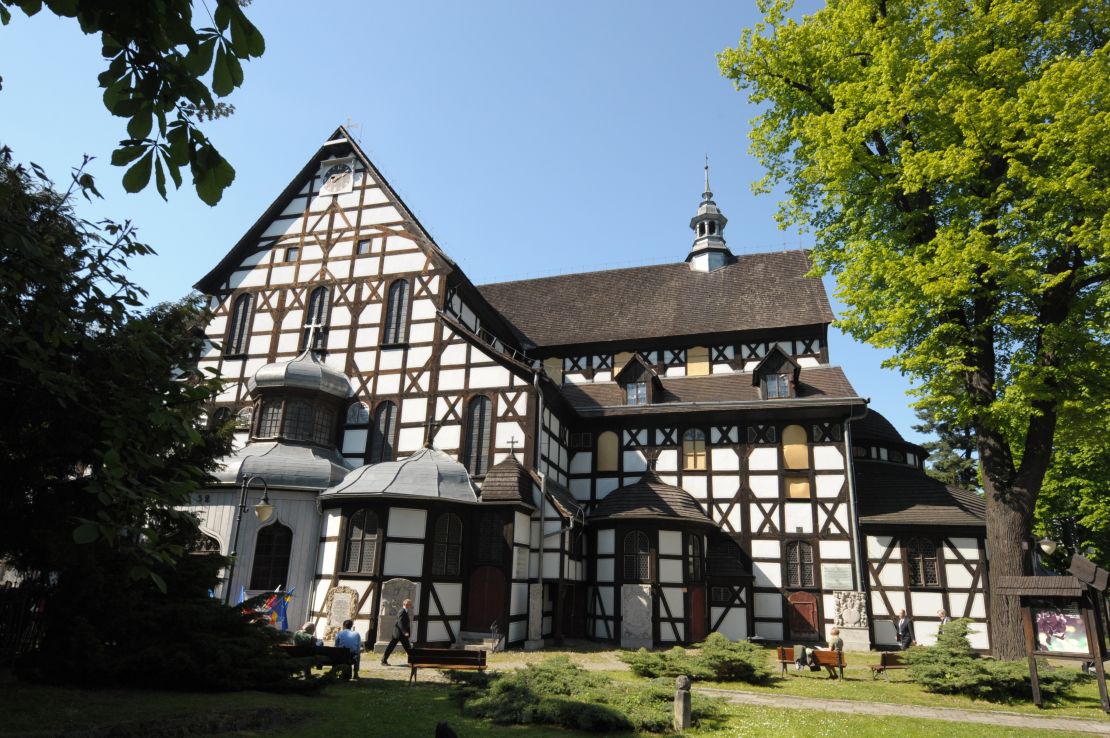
[507,437,519,457]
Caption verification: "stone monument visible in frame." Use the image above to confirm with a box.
[673,675,691,732]
[322,585,359,641]
[620,583,652,649]
[832,590,871,651]
[377,578,416,647]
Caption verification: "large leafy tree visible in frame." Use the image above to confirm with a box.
[912,407,979,490]
[0,0,264,204]
[720,0,1108,658]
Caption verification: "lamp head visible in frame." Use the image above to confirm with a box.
[1038,537,1058,556]
[254,492,274,523]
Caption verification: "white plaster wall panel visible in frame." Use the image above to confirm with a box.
[312,579,330,612]
[873,619,897,645]
[822,595,837,619]
[511,583,528,615]
[816,474,845,498]
[665,366,686,378]
[833,505,850,532]
[360,187,389,206]
[749,475,779,499]
[945,564,974,588]
[569,479,590,500]
[593,371,611,383]
[378,348,405,371]
[748,447,779,471]
[728,505,743,532]
[438,369,465,391]
[330,243,353,259]
[528,551,539,579]
[968,594,986,618]
[251,311,274,333]
[352,257,379,277]
[597,529,615,555]
[441,343,468,365]
[375,374,400,395]
[682,475,708,500]
[324,509,343,538]
[426,621,451,643]
[622,450,647,473]
[209,315,228,336]
[662,587,684,618]
[597,559,614,582]
[711,363,732,374]
[878,565,904,587]
[228,268,268,290]
[658,530,682,556]
[755,622,783,640]
[383,542,424,576]
[409,298,437,322]
[342,429,368,455]
[597,586,615,619]
[711,448,740,471]
[434,583,463,616]
[358,204,401,226]
[319,539,337,576]
[594,621,608,639]
[301,244,324,262]
[242,357,268,378]
[408,322,435,345]
[381,252,426,275]
[282,309,305,331]
[866,536,894,559]
[916,621,940,646]
[910,590,945,612]
[269,265,296,285]
[494,422,524,451]
[326,329,350,352]
[542,552,559,576]
[749,503,775,532]
[595,477,619,499]
[948,538,980,560]
[334,580,372,602]
[401,398,428,424]
[658,560,683,584]
[514,393,530,417]
[216,383,240,403]
[407,346,433,369]
[753,561,783,588]
[885,590,907,614]
[754,592,782,618]
[948,592,969,618]
[565,373,588,385]
[469,365,511,389]
[261,217,303,239]
[784,503,813,534]
[750,539,780,559]
[712,608,748,640]
[797,357,821,368]
[820,540,851,560]
[435,424,460,451]
[513,512,530,544]
[968,627,990,650]
[387,508,427,539]
[397,427,424,453]
[655,449,678,472]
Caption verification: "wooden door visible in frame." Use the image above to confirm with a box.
[688,585,708,643]
[465,565,506,632]
[787,591,819,639]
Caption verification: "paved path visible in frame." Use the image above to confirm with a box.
[698,686,1110,735]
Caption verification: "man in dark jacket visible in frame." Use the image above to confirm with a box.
[381,598,413,666]
[895,608,915,649]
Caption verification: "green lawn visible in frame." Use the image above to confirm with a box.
[0,676,1096,738]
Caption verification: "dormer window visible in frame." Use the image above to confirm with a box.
[764,373,791,399]
[614,353,660,406]
[752,346,800,400]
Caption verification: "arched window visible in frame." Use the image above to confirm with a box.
[462,396,492,476]
[256,400,282,438]
[623,530,651,581]
[782,424,809,470]
[283,400,314,441]
[226,293,252,356]
[302,286,330,353]
[432,513,463,576]
[250,523,292,590]
[685,533,704,581]
[346,402,370,426]
[907,538,940,587]
[785,541,815,588]
[368,401,397,463]
[682,429,706,470]
[383,279,410,345]
[597,431,619,472]
[188,534,222,555]
[476,512,506,564]
[209,407,232,429]
[344,509,380,574]
[235,406,254,430]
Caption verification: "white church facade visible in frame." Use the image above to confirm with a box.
[185,127,991,651]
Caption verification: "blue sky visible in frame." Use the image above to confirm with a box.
[0,1,926,443]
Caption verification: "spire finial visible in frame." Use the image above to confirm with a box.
[703,154,711,199]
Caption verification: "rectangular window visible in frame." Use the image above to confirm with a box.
[764,374,790,398]
[625,382,648,405]
[283,246,299,262]
[357,238,374,255]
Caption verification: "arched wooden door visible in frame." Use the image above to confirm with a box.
[465,565,506,632]
[787,592,819,640]
[688,585,708,643]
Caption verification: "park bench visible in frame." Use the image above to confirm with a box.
[277,644,356,674]
[869,651,907,679]
[775,646,845,679]
[407,647,487,683]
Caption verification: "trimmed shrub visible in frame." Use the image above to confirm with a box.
[905,619,1084,702]
[447,656,722,733]
[619,633,773,684]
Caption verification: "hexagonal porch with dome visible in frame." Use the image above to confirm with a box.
[187,126,988,652]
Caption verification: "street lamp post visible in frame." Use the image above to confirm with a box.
[223,475,273,605]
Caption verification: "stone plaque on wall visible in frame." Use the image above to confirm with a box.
[323,586,359,641]
[377,578,416,645]
[821,563,854,591]
[621,584,653,649]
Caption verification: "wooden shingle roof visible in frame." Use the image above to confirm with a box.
[995,575,1084,598]
[479,454,535,506]
[589,471,715,527]
[478,251,834,348]
[855,461,985,527]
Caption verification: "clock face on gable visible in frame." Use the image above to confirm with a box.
[320,161,354,195]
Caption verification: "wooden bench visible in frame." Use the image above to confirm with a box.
[407,647,487,683]
[277,644,356,673]
[869,651,907,679]
[776,646,845,679]
[775,646,796,676]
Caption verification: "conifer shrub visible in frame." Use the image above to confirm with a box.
[447,656,721,733]
[904,619,1084,702]
[619,633,774,684]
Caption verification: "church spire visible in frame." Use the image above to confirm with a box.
[687,157,732,272]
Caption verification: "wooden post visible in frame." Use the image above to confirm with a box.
[1020,603,1042,708]
[1081,593,1110,713]
[673,675,692,732]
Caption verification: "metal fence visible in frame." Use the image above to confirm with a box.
[0,585,47,665]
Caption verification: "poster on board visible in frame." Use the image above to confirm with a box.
[1031,600,1090,655]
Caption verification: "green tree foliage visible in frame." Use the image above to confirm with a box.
[619,633,774,684]
[720,0,1109,659]
[912,406,979,490]
[0,148,227,584]
[904,619,1083,702]
[0,0,265,204]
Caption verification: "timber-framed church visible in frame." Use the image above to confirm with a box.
[187,127,991,652]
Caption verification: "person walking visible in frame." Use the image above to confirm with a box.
[335,619,362,681]
[381,598,413,666]
[895,609,915,649]
[937,609,952,634]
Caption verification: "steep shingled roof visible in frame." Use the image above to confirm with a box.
[851,410,907,444]
[480,454,535,506]
[855,461,985,527]
[478,251,834,348]
[590,471,715,526]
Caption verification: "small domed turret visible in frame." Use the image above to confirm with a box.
[687,157,733,272]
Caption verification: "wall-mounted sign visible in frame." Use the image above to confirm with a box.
[821,563,854,591]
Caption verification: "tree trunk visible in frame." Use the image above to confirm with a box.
[982,479,1032,660]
